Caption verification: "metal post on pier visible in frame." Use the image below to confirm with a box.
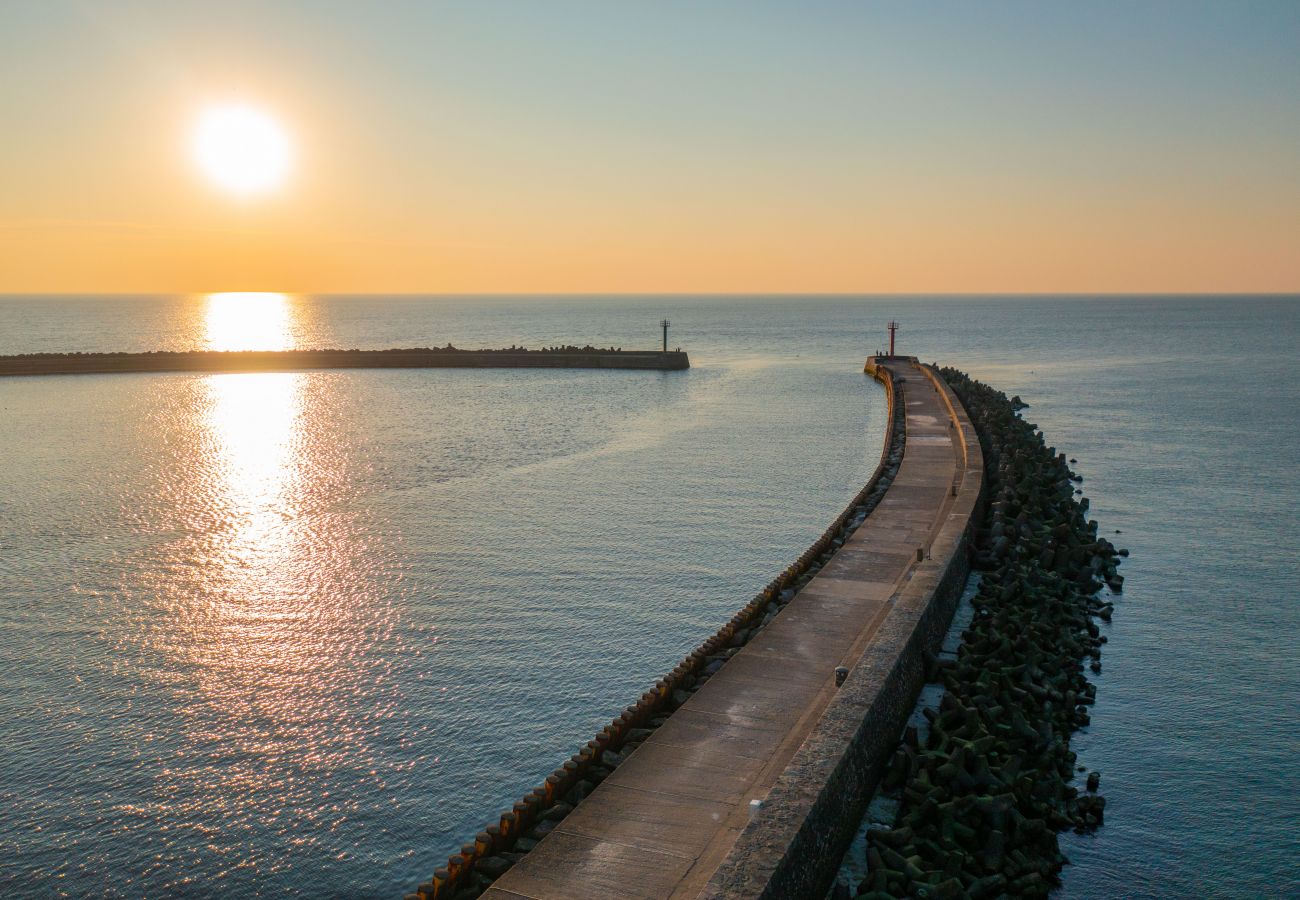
[661,319,671,353]
[887,320,899,357]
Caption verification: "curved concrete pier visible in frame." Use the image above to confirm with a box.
[478,357,983,900]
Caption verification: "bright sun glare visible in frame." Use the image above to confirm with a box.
[205,292,292,351]
[193,104,292,195]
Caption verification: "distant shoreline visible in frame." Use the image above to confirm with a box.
[0,347,691,376]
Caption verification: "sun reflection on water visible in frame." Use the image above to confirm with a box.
[205,292,293,351]
[207,371,303,563]
[202,289,305,584]
[147,297,397,846]
[199,289,306,611]
[196,367,312,729]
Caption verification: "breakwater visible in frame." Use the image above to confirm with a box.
[405,360,911,900]
[406,356,984,900]
[0,347,690,377]
[841,368,1125,899]
[700,360,984,900]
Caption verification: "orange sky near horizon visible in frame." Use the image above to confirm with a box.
[2,2,1297,295]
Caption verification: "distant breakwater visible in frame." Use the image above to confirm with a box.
[0,347,690,377]
[405,365,909,900]
[838,368,1125,899]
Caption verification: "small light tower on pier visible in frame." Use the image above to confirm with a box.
[887,320,900,357]
[661,318,671,353]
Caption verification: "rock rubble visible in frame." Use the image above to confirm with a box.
[848,368,1124,899]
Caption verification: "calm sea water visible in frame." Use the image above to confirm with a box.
[0,295,1295,898]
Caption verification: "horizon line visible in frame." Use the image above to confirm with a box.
[2,291,1298,299]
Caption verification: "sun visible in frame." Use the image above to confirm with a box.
[193,104,292,196]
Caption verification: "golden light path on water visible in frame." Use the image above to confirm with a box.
[202,292,302,610]
[205,291,294,351]
[205,369,303,611]
[144,293,400,866]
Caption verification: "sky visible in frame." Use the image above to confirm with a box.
[1,0,1297,294]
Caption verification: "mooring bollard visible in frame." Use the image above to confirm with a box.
[835,666,849,687]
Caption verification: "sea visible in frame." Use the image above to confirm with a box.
[0,295,1295,898]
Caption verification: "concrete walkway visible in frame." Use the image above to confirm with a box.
[482,358,965,900]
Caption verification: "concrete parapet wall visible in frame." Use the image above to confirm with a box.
[702,361,986,900]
